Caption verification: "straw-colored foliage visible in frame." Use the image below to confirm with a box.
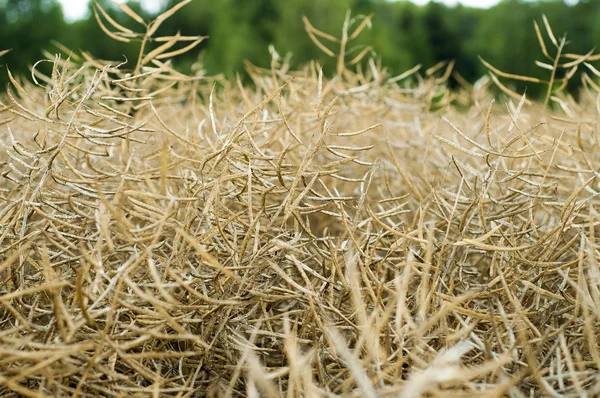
[1,2,600,397]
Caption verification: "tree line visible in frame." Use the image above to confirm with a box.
[1,0,599,97]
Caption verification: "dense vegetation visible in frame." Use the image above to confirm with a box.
[2,1,600,396]
[2,0,600,97]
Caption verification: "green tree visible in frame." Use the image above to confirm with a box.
[0,0,67,85]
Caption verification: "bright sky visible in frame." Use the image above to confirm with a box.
[57,0,580,22]
[410,0,498,6]
[59,0,166,21]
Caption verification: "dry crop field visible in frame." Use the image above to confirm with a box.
[1,2,600,397]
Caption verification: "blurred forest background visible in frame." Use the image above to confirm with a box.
[1,0,600,97]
